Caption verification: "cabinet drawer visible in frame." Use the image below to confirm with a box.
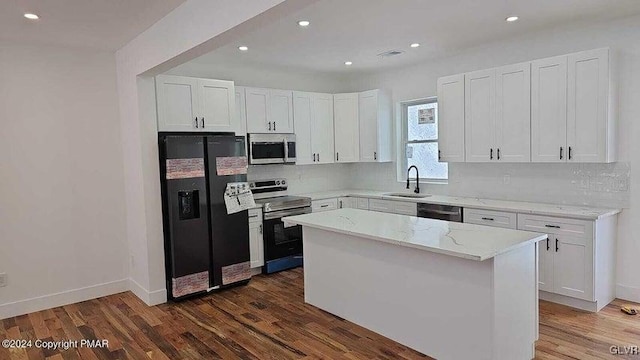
[464,208,516,229]
[517,214,592,237]
[393,201,417,216]
[356,197,369,210]
[248,208,262,223]
[312,198,338,212]
[368,199,395,213]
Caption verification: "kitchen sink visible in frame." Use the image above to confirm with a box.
[384,192,432,199]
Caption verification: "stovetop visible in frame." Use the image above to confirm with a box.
[255,195,312,213]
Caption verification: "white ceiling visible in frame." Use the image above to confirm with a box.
[0,0,186,50]
[191,0,640,74]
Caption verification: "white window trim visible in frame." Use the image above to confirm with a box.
[396,97,449,185]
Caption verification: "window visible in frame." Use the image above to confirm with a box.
[400,98,448,182]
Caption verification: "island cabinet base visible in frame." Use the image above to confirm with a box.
[303,227,539,360]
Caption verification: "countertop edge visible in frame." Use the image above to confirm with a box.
[297,190,622,220]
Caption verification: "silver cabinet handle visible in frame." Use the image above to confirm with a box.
[556,238,559,252]
[268,122,272,131]
[339,200,343,208]
[201,117,204,128]
[273,122,276,131]
[195,117,199,128]
[497,148,500,160]
[481,217,495,221]
[317,153,319,162]
[259,224,263,234]
[336,152,339,161]
[374,151,377,160]
[249,214,259,219]
[313,153,316,162]
[490,148,493,160]
[560,146,564,160]
[320,204,329,208]
[568,146,572,160]
[545,224,561,229]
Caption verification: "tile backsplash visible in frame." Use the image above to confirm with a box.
[349,162,631,209]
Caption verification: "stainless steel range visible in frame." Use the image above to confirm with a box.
[250,179,311,274]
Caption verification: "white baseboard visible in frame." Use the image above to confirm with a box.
[128,278,167,306]
[0,279,128,320]
[617,284,640,303]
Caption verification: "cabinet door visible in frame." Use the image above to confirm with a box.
[465,69,496,162]
[293,92,314,165]
[567,48,609,163]
[269,90,294,133]
[437,74,465,162]
[393,201,417,216]
[249,221,264,268]
[312,198,338,212]
[155,75,199,131]
[495,63,531,162]
[368,199,395,213]
[338,197,356,209]
[234,86,247,136]
[356,197,369,210]
[333,93,360,163]
[245,88,269,133]
[538,238,554,292]
[359,90,379,162]
[198,79,235,132]
[553,235,594,301]
[311,93,335,164]
[531,56,567,163]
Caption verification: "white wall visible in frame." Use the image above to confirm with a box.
[0,41,128,318]
[345,14,640,302]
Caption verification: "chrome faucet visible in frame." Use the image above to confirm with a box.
[406,166,420,194]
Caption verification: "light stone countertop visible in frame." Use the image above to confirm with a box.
[295,189,621,220]
[284,208,547,261]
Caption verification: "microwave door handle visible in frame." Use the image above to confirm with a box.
[283,139,288,163]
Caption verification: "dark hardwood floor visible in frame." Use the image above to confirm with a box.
[1,268,638,359]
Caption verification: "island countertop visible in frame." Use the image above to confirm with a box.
[284,208,547,261]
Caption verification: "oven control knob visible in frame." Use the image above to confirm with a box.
[276,180,281,185]
[281,180,286,185]
[249,183,254,188]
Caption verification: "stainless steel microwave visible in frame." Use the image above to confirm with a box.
[248,134,296,165]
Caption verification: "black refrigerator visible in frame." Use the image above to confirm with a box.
[158,133,250,301]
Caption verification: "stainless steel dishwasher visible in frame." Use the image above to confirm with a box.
[417,203,463,222]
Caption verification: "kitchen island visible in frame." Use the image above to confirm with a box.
[283,209,547,360]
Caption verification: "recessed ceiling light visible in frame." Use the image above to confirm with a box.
[344,61,353,66]
[24,13,39,20]
[298,20,310,27]
[505,16,519,22]
[410,43,420,48]
[238,46,248,51]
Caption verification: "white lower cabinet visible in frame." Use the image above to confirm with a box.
[312,198,338,212]
[464,208,517,229]
[368,199,416,216]
[518,213,616,311]
[248,208,264,269]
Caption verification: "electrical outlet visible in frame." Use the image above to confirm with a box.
[0,273,7,287]
[503,175,511,185]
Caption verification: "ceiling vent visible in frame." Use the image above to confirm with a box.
[378,50,404,58]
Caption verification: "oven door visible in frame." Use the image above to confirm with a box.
[263,207,311,261]
[249,141,286,164]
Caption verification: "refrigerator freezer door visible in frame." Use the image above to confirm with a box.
[160,135,211,299]
[206,135,251,287]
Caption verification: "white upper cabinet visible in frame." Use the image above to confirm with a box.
[333,93,360,163]
[156,75,235,132]
[293,92,335,165]
[245,87,270,133]
[359,89,392,162]
[437,74,465,162]
[531,55,568,163]
[197,78,235,132]
[234,86,247,136]
[465,69,496,162]
[312,93,335,164]
[269,89,294,133]
[495,62,531,162]
[567,48,615,163]
[156,75,199,131]
[246,88,294,133]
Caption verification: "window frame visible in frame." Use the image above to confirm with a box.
[397,97,448,184]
